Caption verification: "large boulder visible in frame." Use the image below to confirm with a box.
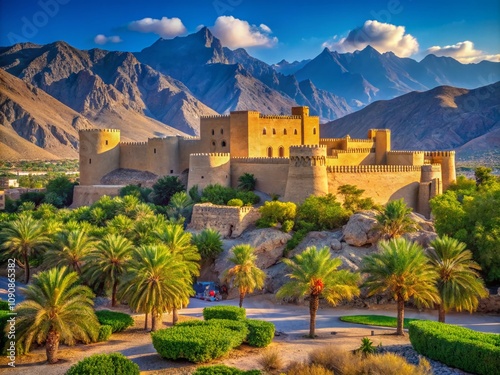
[287,230,342,258]
[342,210,381,246]
[409,212,435,232]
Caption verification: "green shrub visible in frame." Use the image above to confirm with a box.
[176,319,249,348]
[409,320,500,375]
[258,201,297,227]
[95,310,134,333]
[65,353,139,375]
[246,319,275,347]
[203,305,246,321]
[192,228,224,259]
[0,299,9,311]
[227,198,244,207]
[193,365,261,375]
[97,325,113,342]
[282,220,294,233]
[151,324,238,363]
[297,194,348,231]
[201,184,259,206]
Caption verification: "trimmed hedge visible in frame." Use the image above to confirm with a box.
[65,353,139,375]
[193,365,261,375]
[409,320,500,375]
[95,310,134,333]
[97,325,113,342]
[151,324,240,363]
[203,305,246,321]
[0,299,9,311]
[246,319,275,347]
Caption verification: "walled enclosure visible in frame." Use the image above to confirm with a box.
[75,107,456,218]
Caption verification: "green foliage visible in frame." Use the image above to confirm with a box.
[409,320,500,375]
[19,191,46,206]
[430,169,500,282]
[65,353,140,375]
[339,315,420,329]
[246,319,275,347]
[337,184,376,214]
[257,201,296,228]
[227,198,244,207]
[237,173,257,191]
[376,198,417,238]
[203,305,246,321]
[356,337,377,356]
[166,191,194,221]
[97,325,113,342]
[151,324,241,363]
[192,228,224,259]
[0,310,10,352]
[193,365,261,375]
[189,185,202,203]
[0,299,9,311]
[282,219,294,233]
[95,310,134,333]
[296,194,349,231]
[201,184,259,206]
[151,176,185,206]
[119,184,152,202]
[45,175,76,207]
[285,228,310,253]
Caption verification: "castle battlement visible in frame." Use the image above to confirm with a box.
[120,141,148,146]
[334,148,375,154]
[348,138,376,143]
[424,151,455,157]
[259,115,301,119]
[320,138,344,142]
[388,150,425,155]
[231,157,289,164]
[200,114,230,119]
[79,129,120,133]
[190,153,230,157]
[327,165,422,173]
[290,144,327,149]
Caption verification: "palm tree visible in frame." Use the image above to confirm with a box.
[119,245,192,331]
[84,234,133,307]
[155,223,200,324]
[192,228,224,260]
[376,198,417,239]
[223,244,266,308]
[1,214,50,283]
[361,238,440,335]
[276,246,360,338]
[238,173,257,191]
[428,235,488,323]
[44,228,96,274]
[15,267,99,363]
[166,191,194,222]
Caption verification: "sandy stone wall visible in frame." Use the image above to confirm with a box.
[79,129,120,185]
[72,185,123,207]
[187,153,231,192]
[231,158,289,196]
[189,203,261,238]
[120,142,148,171]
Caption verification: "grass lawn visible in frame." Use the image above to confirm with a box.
[340,315,422,329]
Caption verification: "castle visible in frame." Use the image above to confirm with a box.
[75,106,456,217]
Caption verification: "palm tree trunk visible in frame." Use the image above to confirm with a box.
[438,304,446,323]
[239,290,245,308]
[151,310,161,331]
[172,307,178,325]
[309,294,319,338]
[396,297,405,335]
[111,280,118,307]
[46,329,60,364]
[23,252,30,284]
[144,313,148,330]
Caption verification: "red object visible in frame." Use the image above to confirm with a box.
[209,290,215,297]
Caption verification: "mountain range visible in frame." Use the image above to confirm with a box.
[0,27,499,161]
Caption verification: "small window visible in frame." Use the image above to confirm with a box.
[211,129,215,135]
[105,140,108,145]
[154,148,157,154]
[170,170,174,174]
[221,140,226,147]
[313,128,317,135]
[267,147,273,158]
[212,141,216,146]
[89,158,92,164]
[201,176,204,179]
[284,129,287,135]
[273,128,276,135]
[278,146,284,157]
[263,128,267,135]
[294,129,298,135]
[221,128,224,135]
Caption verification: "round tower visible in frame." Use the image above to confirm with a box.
[187,153,231,193]
[284,145,328,203]
[79,129,121,185]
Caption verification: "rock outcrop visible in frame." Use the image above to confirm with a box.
[342,211,380,246]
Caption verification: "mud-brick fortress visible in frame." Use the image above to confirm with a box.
[75,106,456,218]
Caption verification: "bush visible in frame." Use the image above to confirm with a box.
[409,320,500,375]
[176,319,249,348]
[192,228,224,259]
[95,310,134,333]
[258,348,284,372]
[193,365,261,375]
[237,173,257,192]
[287,363,333,375]
[65,353,139,375]
[258,201,297,227]
[97,325,113,342]
[151,324,238,363]
[282,220,294,233]
[201,184,259,206]
[0,299,9,311]
[203,305,246,321]
[297,194,349,231]
[227,198,244,207]
[151,176,185,206]
[246,319,275,347]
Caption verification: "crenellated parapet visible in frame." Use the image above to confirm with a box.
[259,114,301,119]
[389,150,425,155]
[201,114,230,119]
[424,151,456,157]
[79,128,120,133]
[327,165,423,173]
[334,148,375,154]
[120,141,148,146]
[231,157,289,164]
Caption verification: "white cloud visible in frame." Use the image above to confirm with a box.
[128,17,187,38]
[323,20,419,57]
[94,34,122,45]
[426,41,500,64]
[210,16,277,48]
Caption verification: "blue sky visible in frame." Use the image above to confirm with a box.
[1,0,499,64]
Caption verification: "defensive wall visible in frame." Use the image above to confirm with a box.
[72,185,123,207]
[189,203,261,238]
